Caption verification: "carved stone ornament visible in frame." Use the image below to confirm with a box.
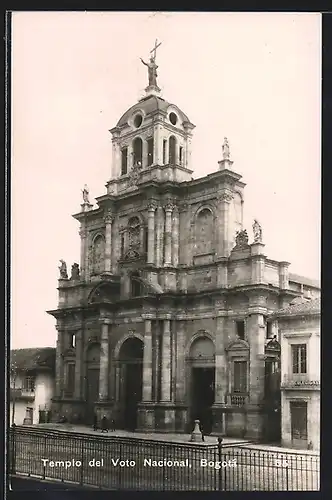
[233,229,249,249]
[252,219,263,243]
[164,202,175,212]
[147,201,158,212]
[70,263,80,280]
[218,191,234,203]
[128,162,142,187]
[59,259,68,279]
[104,210,114,225]
[124,249,140,260]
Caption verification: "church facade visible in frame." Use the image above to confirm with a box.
[48,51,320,439]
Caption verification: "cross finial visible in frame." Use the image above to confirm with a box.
[150,39,162,61]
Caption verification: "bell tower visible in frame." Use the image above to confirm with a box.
[107,41,195,194]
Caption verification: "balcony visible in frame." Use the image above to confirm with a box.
[228,394,248,406]
[281,375,320,390]
[10,387,35,402]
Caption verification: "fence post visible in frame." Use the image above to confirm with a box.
[10,423,16,475]
[80,437,84,486]
[217,437,223,491]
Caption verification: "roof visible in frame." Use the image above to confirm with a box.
[10,347,56,372]
[289,272,320,289]
[269,297,321,319]
[116,94,190,127]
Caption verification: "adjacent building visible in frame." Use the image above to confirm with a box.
[47,52,320,440]
[10,348,56,425]
[270,297,320,450]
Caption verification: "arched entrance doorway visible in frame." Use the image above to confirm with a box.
[118,337,143,431]
[85,343,100,424]
[188,336,215,435]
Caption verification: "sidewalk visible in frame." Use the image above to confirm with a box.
[30,423,249,446]
[28,423,320,455]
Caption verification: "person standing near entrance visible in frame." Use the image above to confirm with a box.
[101,415,109,432]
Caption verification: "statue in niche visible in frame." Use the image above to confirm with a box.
[70,263,80,280]
[253,219,263,243]
[59,259,68,279]
[82,184,90,204]
[234,229,249,249]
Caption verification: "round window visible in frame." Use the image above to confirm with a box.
[134,114,143,128]
[169,112,178,126]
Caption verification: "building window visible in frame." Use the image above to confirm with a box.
[131,272,142,297]
[69,332,76,349]
[169,136,176,165]
[22,376,35,392]
[147,138,154,166]
[92,235,105,274]
[233,361,247,393]
[121,147,128,175]
[66,363,75,394]
[195,208,213,255]
[291,344,307,374]
[133,137,143,166]
[179,146,183,165]
[236,320,245,340]
[266,321,273,338]
[163,139,167,164]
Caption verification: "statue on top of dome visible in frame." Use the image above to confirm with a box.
[140,39,162,88]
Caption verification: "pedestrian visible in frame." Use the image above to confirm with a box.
[101,415,109,433]
[93,413,98,432]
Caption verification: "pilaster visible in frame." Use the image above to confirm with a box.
[155,206,164,267]
[161,318,172,401]
[104,210,114,274]
[172,205,179,267]
[74,329,83,399]
[142,318,153,401]
[175,320,186,402]
[99,320,111,401]
[164,203,174,266]
[217,191,233,258]
[147,202,157,265]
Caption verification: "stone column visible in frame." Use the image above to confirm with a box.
[164,203,174,266]
[247,311,266,404]
[74,329,83,399]
[155,206,164,267]
[104,210,114,274]
[142,318,153,401]
[217,191,233,258]
[147,202,157,265]
[99,320,111,401]
[214,315,228,403]
[172,206,179,267]
[55,328,64,398]
[79,227,87,280]
[161,318,172,401]
[175,320,186,402]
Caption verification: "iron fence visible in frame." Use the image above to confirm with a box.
[8,425,320,491]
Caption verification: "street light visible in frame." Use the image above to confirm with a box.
[10,361,18,426]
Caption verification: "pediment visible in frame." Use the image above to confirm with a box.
[64,348,76,357]
[225,339,249,352]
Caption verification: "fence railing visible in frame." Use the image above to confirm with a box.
[8,426,320,491]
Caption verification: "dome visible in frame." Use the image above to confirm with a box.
[116,94,190,127]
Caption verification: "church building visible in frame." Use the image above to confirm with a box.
[47,44,320,440]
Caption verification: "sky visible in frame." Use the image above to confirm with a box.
[11,12,321,349]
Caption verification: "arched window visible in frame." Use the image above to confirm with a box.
[147,138,154,166]
[133,137,143,166]
[195,208,213,255]
[179,146,183,165]
[169,136,176,165]
[91,235,105,274]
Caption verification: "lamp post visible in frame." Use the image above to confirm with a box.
[10,361,18,426]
